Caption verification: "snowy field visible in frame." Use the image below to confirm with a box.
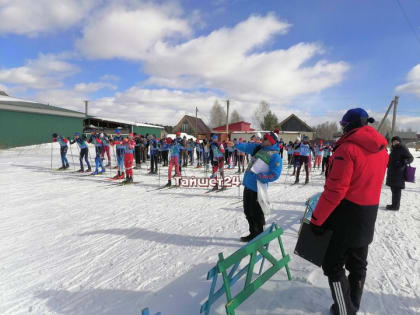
[1,144,419,315]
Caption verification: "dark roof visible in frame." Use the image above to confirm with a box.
[278,114,314,132]
[0,97,85,116]
[393,131,417,140]
[174,115,211,134]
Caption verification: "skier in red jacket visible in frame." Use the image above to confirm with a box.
[310,108,388,315]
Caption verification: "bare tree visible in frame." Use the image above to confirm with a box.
[209,100,226,128]
[253,101,270,129]
[230,109,243,124]
[313,121,339,140]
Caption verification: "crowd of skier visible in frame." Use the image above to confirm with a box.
[51,129,335,187]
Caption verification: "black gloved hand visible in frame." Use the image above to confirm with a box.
[310,222,325,236]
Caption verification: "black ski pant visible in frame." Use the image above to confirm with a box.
[79,148,91,171]
[288,154,292,165]
[135,146,141,165]
[243,187,265,237]
[150,154,158,173]
[390,186,401,209]
[162,151,169,166]
[322,156,329,173]
[323,241,368,314]
[296,156,310,181]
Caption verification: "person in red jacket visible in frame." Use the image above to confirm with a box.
[122,133,136,184]
[310,108,388,315]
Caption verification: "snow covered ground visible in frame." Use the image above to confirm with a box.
[0,143,419,315]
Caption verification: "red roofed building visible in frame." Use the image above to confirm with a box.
[212,121,254,141]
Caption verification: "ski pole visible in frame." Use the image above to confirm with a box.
[283,162,290,184]
[69,141,76,171]
[50,142,53,170]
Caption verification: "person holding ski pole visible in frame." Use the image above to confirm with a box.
[313,141,323,169]
[100,132,111,167]
[310,108,388,315]
[163,137,181,187]
[70,132,91,172]
[148,135,158,174]
[122,133,136,184]
[87,129,105,175]
[234,130,282,242]
[209,135,226,191]
[294,135,314,184]
[52,133,69,170]
[111,129,125,179]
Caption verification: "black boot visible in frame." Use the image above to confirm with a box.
[294,178,299,184]
[164,180,171,187]
[386,204,399,211]
[240,234,254,242]
[305,177,309,184]
[348,275,365,311]
[328,276,357,315]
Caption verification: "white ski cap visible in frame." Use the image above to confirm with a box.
[296,136,301,141]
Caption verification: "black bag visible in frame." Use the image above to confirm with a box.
[294,222,333,267]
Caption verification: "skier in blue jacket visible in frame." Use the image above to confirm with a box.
[234,131,282,242]
[52,133,69,170]
[70,132,91,172]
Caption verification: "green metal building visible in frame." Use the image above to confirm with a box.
[0,95,85,149]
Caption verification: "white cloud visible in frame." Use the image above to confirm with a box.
[143,14,348,104]
[0,0,100,36]
[74,82,117,93]
[35,89,89,111]
[0,54,78,89]
[34,86,221,125]
[396,64,420,98]
[77,2,191,60]
[100,74,120,82]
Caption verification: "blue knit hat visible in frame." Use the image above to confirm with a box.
[115,129,120,134]
[340,108,374,133]
[340,108,368,126]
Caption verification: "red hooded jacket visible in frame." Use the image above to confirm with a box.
[311,126,389,226]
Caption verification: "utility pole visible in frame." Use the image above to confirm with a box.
[377,99,394,133]
[391,96,399,140]
[226,100,230,141]
[84,100,89,117]
[195,106,198,140]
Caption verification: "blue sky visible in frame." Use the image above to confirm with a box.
[0,0,419,130]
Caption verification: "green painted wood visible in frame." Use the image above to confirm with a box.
[225,255,291,314]
[218,228,283,272]
[0,109,83,148]
[278,236,293,281]
[244,252,256,287]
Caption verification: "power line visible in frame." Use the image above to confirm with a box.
[395,0,420,47]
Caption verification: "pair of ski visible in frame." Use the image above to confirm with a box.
[205,186,228,193]
[291,182,309,187]
[147,185,178,192]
